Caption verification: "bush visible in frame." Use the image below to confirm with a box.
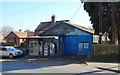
[93,44,119,55]
[20,43,27,47]
[89,44,120,62]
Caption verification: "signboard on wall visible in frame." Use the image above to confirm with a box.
[43,24,75,35]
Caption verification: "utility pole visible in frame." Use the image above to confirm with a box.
[99,2,102,44]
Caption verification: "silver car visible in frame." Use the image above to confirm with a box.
[0,46,23,59]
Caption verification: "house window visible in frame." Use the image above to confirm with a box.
[9,37,16,43]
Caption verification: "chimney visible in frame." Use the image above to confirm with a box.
[51,15,56,23]
[19,29,22,32]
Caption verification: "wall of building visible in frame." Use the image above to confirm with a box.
[63,35,92,55]
[6,33,20,46]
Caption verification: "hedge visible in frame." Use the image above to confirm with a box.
[93,44,120,55]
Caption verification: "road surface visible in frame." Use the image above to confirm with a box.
[0,56,119,74]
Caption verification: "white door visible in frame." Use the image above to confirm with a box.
[29,41,39,56]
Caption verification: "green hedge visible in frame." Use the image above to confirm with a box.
[93,44,120,55]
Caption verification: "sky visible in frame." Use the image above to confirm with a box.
[0,0,93,32]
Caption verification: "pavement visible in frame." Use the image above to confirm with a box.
[0,55,120,74]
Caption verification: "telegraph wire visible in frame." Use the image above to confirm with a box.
[3,2,56,18]
[70,3,83,21]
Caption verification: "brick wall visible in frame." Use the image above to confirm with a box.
[6,33,20,46]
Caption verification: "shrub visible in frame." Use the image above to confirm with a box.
[93,44,119,55]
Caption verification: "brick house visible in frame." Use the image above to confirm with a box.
[5,30,34,46]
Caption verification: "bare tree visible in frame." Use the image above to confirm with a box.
[1,26,14,37]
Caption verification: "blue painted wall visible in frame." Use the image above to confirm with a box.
[76,35,92,55]
[64,36,77,54]
[64,35,92,55]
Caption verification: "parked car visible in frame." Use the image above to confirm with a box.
[0,46,23,59]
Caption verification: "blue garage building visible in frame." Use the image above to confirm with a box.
[34,15,94,55]
[33,15,94,56]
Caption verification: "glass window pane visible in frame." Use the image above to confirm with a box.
[84,43,88,49]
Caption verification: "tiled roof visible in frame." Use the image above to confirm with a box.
[35,20,70,31]
[13,31,34,38]
[6,31,35,38]
[66,22,94,34]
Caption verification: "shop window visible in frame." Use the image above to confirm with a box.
[79,42,89,50]
[79,43,83,49]
[84,43,89,49]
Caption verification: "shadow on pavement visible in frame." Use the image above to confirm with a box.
[1,55,78,73]
[75,66,119,75]
[1,55,119,73]
[96,67,120,73]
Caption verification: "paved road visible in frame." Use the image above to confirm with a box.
[0,56,120,74]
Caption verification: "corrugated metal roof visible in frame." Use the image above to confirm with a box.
[27,36,57,39]
[14,31,34,38]
[66,22,94,34]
